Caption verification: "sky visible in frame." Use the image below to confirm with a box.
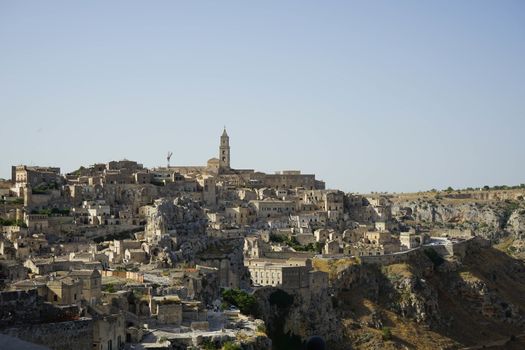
[0,1,524,193]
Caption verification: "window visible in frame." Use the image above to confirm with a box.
[53,295,58,301]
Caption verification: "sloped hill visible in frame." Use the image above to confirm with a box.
[331,242,525,349]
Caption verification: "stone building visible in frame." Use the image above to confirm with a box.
[260,171,324,190]
[69,269,102,304]
[400,231,420,250]
[24,214,49,233]
[151,296,183,325]
[157,129,325,192]
[245,257,319,290]
[290,212,327,229]
[197,175,217,206]
[249,199,295,218]
[92,313,126,350]
[219,128,231,171]
[298,190,344,217]
[107,239,142,263]
[46,276,82,305]
[0,260,29,282]
[225,205,256,226]
[323,239,341,255]
[124,248,148,264]
[11,165,61,195]
[243,236,270,259]
[314,228,331,243]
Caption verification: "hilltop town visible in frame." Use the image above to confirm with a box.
[1,129,525,350]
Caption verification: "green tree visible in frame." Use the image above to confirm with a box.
[222,342,241,350]
[221,288,258,316]
[381,327,392,340]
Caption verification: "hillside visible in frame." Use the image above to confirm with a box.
[335,243,525,349]
[255,239,525,350]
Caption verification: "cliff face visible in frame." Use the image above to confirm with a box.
[255,241,525,349]
[144,197,207,240]
[254,287,342,350]
[391,196,525,244]
[333,241,525,349]
[392,201,503,233]
[143,197,210,265]
[508,209,525,238]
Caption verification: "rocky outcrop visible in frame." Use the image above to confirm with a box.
[386,270,440,325]
[451,276,522,323]
[143,197,210,265]
[508,209,525,239]
[144,197,207,242]
[254,287,342,349]
[392,201,504,228]
[333,253,440,327]
[391,199,525,243]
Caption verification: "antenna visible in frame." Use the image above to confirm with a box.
[167,151,173,168]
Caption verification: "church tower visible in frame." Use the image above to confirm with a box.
[219,128,230,169]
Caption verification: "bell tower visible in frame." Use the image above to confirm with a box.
[219,128,230,169]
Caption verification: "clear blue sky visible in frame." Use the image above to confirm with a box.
[1,1,524,193]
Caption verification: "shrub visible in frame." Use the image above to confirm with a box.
[256,323,267,334]
[0,218,27,228]
[222,341,241,350]
[201,339,216,350]
[269,233,286,243]
[103,284,115,293]
[381,327,392,340]
[159,336,168,343]
[221,288,258,316]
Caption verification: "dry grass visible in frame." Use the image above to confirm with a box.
[313,257,358,280]
[338,290,459,350]
[335,246,525,349]
[382,263,413,279]
[494,236,515,253]
[458,270,479,282]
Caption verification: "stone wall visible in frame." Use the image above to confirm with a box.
[361,237,482,265]
[0,289,40,327]
[360,247,421,265]
[156,303,182,325]
[101,270,144,283]
[423,237,478,259]
[262,174,322,190]
[1,318,93,350]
